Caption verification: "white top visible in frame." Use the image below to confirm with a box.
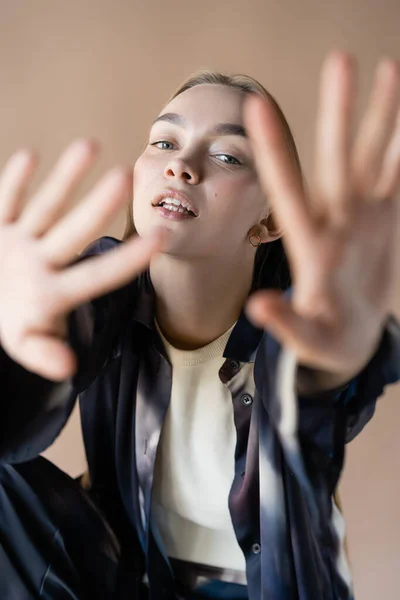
[151,320,251,572]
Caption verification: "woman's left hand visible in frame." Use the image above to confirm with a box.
[244,50,400,386]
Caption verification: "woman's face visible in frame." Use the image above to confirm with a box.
[133,84,268,258]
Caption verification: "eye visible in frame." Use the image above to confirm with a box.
[214,153,242,165]
[150,141,175,150]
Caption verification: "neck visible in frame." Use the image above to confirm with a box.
[149,252,254,350]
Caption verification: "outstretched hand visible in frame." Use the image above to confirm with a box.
[0,142,169,381]
[244,50,400,384]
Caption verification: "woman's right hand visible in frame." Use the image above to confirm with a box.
[0,140,168,381]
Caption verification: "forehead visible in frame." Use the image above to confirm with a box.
[158,84,246,127]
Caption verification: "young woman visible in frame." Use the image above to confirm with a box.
[0,50,400,600]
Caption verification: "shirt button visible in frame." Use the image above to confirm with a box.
[229,360,240,373]
[241,393,253,406]
[251,542,261,554]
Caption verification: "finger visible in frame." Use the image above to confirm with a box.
[19,139,98,237]
[0,150,37,223]
[56,228,171,311]
[245,290,331,365]
[41,168,132,265]
[243,93,314,261]
[373,108,400,199]
[352,58,400,198]
[314,51,355,226]
[16,334,77,381]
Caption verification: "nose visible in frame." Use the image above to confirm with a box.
[164,157,200,185]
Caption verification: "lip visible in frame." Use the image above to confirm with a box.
[152,189,199,217]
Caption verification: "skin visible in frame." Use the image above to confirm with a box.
[133,83,281,351]
[245,52,400,391]
[0,50,398,394]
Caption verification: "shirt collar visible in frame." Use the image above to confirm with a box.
[130,269,264,364]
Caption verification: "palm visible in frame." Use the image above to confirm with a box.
[0,143,168,380]
[245,51,400,375]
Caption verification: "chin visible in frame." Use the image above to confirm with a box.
[131,216,151,238]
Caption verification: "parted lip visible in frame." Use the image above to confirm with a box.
[152,189,198,216]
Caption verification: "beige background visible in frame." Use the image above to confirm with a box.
[1,1,399,598]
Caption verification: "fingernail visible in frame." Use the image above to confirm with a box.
[377,58,400,85]
[71,138,99,153]
[13,149,36,164]
[8,149,37,173]
[107,167,133,185]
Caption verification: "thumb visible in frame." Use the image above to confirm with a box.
[245,290,328,360]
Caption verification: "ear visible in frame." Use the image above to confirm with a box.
[257,212,283,243]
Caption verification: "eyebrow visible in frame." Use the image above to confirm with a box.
[152,112,247,138]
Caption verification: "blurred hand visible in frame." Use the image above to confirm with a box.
[0,141,169,381]
[245,50,400,383]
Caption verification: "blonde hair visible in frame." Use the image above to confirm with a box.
[122,71,303,241]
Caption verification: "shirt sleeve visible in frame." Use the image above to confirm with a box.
[339,315,400,443]
[290,314,400,456]
[256,311,400,463]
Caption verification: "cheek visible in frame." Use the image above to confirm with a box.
[132,156,156,233]
[133,155,154,195]
[210,175,262,221]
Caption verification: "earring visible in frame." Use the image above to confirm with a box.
[249,233,262,248]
